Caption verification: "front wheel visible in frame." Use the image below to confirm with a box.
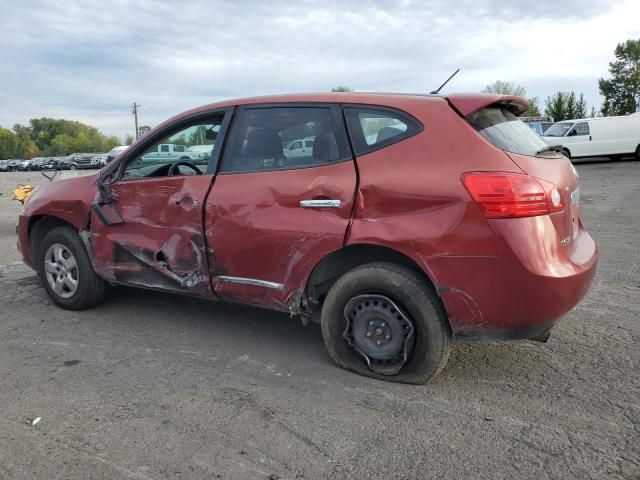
[635,145,640,161]
[36,226,109,310]
[321,262,450,384]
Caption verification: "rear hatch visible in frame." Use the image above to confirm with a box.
[448,95,581,254]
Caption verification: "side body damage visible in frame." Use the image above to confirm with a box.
[90,175,216,297]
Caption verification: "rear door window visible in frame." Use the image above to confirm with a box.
[344,106,422,155]
[219,106,350,173]
[466,106,549,157]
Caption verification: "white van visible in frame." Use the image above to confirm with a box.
[542,115,640,160]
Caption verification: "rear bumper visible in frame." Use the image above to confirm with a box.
[430,217,598,339]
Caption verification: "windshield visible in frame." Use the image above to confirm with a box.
[544,122,574,137]
[466,106,548,157]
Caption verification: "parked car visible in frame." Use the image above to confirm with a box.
[16,92,598,384]
[27,157,48,170]
[50,156,72,170]
[17,159,31,171]
[105,145,129,162]
[0,160,8,171]
[90,154,108,168]
[542,115,640,160]
[138,143,205,165]
[519,116,554,136]
[5,159,21,171]
[67,153,97,170]
[40,157,58,170]
[283,137,316,160]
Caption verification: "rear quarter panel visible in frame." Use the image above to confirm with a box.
[346,98,523,325]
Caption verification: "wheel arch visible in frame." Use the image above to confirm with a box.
[28,215,82,260]
[305,243,441,308]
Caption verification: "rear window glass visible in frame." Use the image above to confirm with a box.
[467,106,549,156]
[345,107,422,155]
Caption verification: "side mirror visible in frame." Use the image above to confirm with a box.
[205,125,220,141]
[567,129,577,137]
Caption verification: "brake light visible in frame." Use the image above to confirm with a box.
[462,172,563,219]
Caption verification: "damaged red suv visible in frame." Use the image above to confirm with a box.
[17,92,597,383]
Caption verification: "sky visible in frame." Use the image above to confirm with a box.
[1,0,638,140]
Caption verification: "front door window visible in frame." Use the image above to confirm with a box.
[123,115,224,179]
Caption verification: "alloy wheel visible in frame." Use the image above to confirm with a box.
[44,243,79,299]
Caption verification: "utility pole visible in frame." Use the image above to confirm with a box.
[131,102,141,140]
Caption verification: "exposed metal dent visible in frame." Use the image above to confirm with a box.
[288,288,305,317]
[214,275,284,290]
[114,240,206,289]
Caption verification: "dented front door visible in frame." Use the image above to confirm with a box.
[89,112,230,297]
[90,175,215,296]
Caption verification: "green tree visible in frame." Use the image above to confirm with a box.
[331,86,353,92]
[125,134,134,146]
[544,91,588,121]
[0,127,18,159]
[482,81,539,116]
[599,38,640,116]
[11,118,118,156]
[482,80,526,97]
[576,93,588,118]
[525,97,542,116]
[545,92,568,121]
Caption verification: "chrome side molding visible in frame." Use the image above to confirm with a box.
[215,275,284,290]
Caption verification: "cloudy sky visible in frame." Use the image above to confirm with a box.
[1,0,638,140]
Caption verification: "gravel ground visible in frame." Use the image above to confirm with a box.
[0,163,638,480]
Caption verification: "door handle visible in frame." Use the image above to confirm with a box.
[300,199,341,208]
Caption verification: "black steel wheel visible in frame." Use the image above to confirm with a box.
[321,262,450,384]
[343,294,415,375]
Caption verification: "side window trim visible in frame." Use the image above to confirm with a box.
[218,103,352,175]
[342,104,424,156]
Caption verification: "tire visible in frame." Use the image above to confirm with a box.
[36,226,109,310]
[321,262,450,384]
[635,145,640,161]
[70,165,77,170]
[561,148,571,160]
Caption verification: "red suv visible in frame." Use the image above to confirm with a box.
[17,92,598,383]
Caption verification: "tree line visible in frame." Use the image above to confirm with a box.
[0,118,122,160]
[482,38,639,121]
[335,38,639,123]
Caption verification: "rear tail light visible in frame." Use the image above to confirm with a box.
[462,172,564,219]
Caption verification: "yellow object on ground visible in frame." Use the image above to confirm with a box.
[13,185,36,204]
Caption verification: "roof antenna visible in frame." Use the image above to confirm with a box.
[430,68,460,94]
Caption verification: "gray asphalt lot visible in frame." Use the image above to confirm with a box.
[0,162,638,480]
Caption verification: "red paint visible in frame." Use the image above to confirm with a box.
[90,175,215,295]
[16,92,597,339]
[205,161,356,311]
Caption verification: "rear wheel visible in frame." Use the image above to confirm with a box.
[36,226,109,310]
[635,145,640,161]
[320,262,450,384]
[561,148,571,159]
